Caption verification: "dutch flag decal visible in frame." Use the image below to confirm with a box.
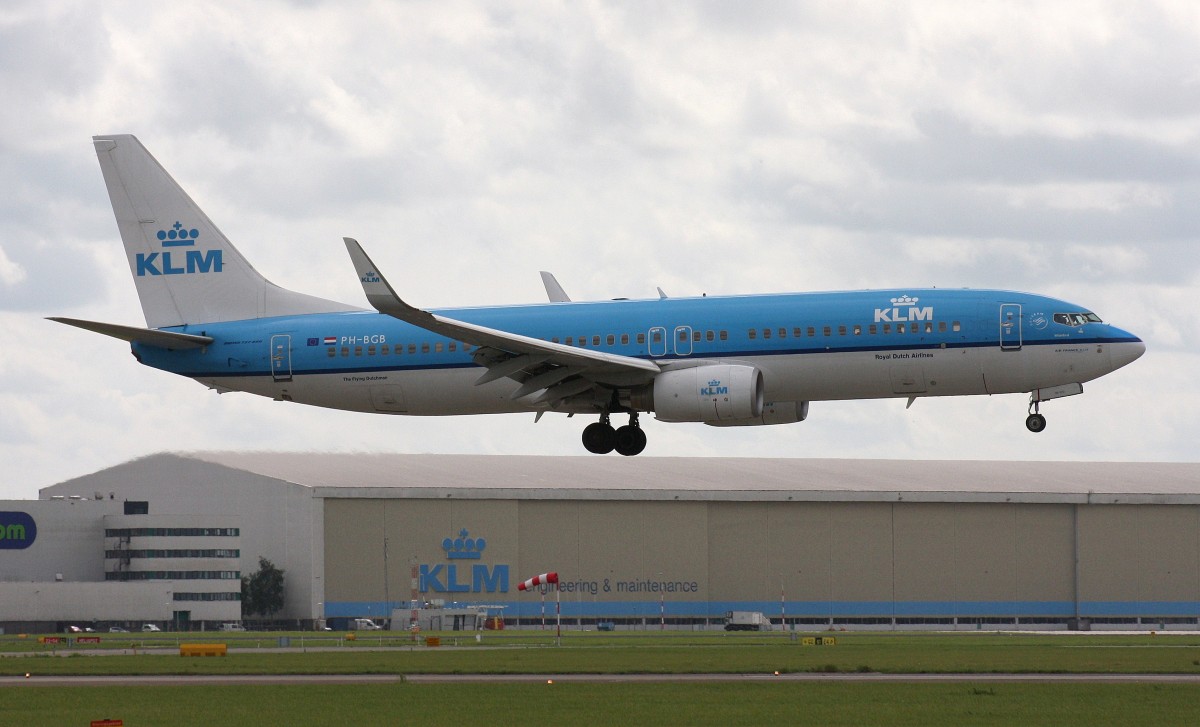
[323,336,337,345]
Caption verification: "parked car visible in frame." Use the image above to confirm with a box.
[108,626,129,633]
[219,623,246,632]
[141,623,161,632]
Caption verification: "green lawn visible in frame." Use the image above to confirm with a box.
[3,631,1200,676]
[4,682,1200,727]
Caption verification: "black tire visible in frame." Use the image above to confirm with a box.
[582,422,616,454]
[1025,413,1047,433]
[614,425,648,457]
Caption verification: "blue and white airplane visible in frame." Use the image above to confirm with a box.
[52,135,1145,456]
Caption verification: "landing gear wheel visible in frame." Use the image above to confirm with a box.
[1026,413,1047,433]
[614,425,647,457]
[582,421,616,454]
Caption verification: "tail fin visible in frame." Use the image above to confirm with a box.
[92,135,360,328]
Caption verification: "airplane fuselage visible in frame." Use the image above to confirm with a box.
[134,288,1144,419]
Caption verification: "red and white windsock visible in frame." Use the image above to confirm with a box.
[518,572,559,591]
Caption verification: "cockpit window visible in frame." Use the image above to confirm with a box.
[1053,312,1103,326]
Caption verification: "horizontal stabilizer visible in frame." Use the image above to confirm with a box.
[48,317,213,350]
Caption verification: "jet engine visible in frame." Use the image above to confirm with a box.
[705,400,809,426]
[646,364,764,423]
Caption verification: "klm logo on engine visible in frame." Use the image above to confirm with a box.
[700,379,728,396]
[136,221,223,277]
[874,295,933,323]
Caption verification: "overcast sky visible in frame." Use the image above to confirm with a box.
[2,1,1196,499]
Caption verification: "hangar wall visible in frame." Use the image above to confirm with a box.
[324,498,1200,624]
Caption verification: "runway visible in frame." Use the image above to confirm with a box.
[7,672,1200,687]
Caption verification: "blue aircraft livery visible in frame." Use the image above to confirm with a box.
[51,135,1145,456]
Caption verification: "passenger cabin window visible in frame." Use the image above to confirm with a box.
[762,329,771,339]
[748,329,757,340]
[606,334,615,346]
[822,326,831,336]
[853,325,861,335]
[807,327,815,337]
[421,343,430,354]
[592,335,601,346]
[565,337,573,345]
[938,322,946,332]
[435,343,443,353]
[706,330,715,342]
[952,322,961,332]
[778,328,786,338]
[637,333,646,344]
[327,347,336,357]
[449,342,457,352]
[838,325,847,336]
[868,324,877,335]
[621,334,629,345]
[897,323,905,333]
[368,345,376,355]
[693,331,701,342]
[719,330,728,341]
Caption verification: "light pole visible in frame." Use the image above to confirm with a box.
[658,571,664,630]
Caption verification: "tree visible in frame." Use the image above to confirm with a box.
[241,557,285,618]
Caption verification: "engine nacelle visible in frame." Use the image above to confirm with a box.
[650,365,764,423]
[705,401,810,427]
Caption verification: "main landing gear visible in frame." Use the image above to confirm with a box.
[1026,400,1047,433]
[582,412,647,456]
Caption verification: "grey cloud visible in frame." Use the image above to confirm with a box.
[867,109,1200,184]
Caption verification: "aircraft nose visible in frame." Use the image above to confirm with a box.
[1109,336,1146,371]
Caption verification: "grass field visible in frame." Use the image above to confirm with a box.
[4,682,1200,727]
[5,632,1200,726]
[4,631,1200,676]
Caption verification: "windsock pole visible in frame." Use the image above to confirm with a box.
[518,572,560,645]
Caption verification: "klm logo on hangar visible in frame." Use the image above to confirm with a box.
[419,529,509,594]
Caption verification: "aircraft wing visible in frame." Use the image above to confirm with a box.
[48,317,213,350]
[344,239,659,402]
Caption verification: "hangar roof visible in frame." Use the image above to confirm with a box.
[159,452,1200,505]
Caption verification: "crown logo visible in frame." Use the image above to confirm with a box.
[442,528,485,560]
[708,379,722,387]
[158,221,199,248]
[890,295,919,306]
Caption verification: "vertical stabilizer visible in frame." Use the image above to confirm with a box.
[92,135,360,328]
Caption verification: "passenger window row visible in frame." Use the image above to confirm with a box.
[748,321,961,339]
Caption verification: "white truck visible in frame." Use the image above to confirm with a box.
[353,618,383,631]
[723,611,770,631]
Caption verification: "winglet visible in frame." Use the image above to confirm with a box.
[539,271,571,302]
[343,238,435,325]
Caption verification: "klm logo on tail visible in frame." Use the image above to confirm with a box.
[136,221,223,276]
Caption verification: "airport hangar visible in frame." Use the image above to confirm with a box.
[4,453,1199,632]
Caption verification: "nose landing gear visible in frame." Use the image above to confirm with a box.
[582,413,646,456]
[1026,400,1047,433]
